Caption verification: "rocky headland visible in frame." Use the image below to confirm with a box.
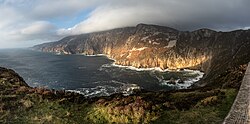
[33,24,250,88]
[1,23,249,123]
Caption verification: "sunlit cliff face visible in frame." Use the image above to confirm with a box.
[37,25,214,72]
[110,46,212,70]
[42,41,211,71]
[35,24,250,76]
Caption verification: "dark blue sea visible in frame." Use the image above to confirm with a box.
[0,49,203,97]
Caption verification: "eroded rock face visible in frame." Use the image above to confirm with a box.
[33,24,250,86]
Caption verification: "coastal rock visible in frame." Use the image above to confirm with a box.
[0,67,28,87]
[32,24,250,87]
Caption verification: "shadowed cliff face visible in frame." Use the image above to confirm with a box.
[33,24,250,87]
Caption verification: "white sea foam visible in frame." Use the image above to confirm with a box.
[83,54,106,57]
[70,53,204,93]
[101,63,169,72]
[108,62,204,75]
[159,70,204,89]
[99,62,204,89]
[71,61,204,97]
[78,66,86,69]
[66,80,141,97]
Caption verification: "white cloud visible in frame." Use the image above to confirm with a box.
[0,21,59,48]
[58,0,250,35]
[57,5,168,35]
[29,0,99,19]
[0,0,100,48]
[20,21,55,35]
[0,5,22,29]
[0,0,250,48]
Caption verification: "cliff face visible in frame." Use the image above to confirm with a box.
[33,24,250,86]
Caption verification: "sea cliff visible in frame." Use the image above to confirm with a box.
[33,24,250,87]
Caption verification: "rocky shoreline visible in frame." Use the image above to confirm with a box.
[0,65,246,123]
[33,24,250,87]
[3,23,250,123]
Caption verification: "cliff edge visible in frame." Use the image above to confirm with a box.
[33,24,250,87]
[0,66,245,123]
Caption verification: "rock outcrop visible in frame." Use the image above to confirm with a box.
[0,67,28,87]
[223,62,250,124]
[33,24,250,87]
[0,66,236,124]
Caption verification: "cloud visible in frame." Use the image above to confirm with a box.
[20,21,55,35]
[57,5,167,35]
[0,0,250,48]
[0,0,101,48]
[30,0,97,19]
[0,5,22,29]
[59,0,250,35]
[0,21,59,48]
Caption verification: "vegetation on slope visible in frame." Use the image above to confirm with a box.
[0,64,246,124]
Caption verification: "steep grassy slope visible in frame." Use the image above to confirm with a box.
[0,66,246,123]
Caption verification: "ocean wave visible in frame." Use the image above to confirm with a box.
[159,70,204,89]
[100,62,204,74]
[100,62,204,73]
[67,80,141,97]
[112,63,168,72]
[74,53,196,73]
[78,66,86,69]
[100,63,169,72]
[99,63,204,89]
[78,54,204,93]
[82,54,106,57]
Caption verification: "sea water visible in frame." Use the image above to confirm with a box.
[0,49,203,97]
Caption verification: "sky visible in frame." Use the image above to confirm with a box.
[0,0,250,48]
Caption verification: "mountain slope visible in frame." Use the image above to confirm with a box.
[33,24,250,87]
[0,66,240,123]
[0,67,28,87]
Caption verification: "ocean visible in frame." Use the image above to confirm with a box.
[0,49,203,97]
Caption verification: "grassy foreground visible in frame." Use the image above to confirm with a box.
[0,66,244,124]
[0,85,237,124]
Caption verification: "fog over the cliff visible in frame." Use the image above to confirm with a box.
[0,0,250,48]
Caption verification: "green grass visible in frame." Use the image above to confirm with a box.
[0,81,238,124]
[0,65,243,123]
[153,89,237,124]
[1,95,92,124]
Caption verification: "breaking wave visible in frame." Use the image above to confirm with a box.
[100,63,169,72]
[158,70,204,89]
[69,55,205,97]
[67,80,140,97]
[100,63,204,89]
